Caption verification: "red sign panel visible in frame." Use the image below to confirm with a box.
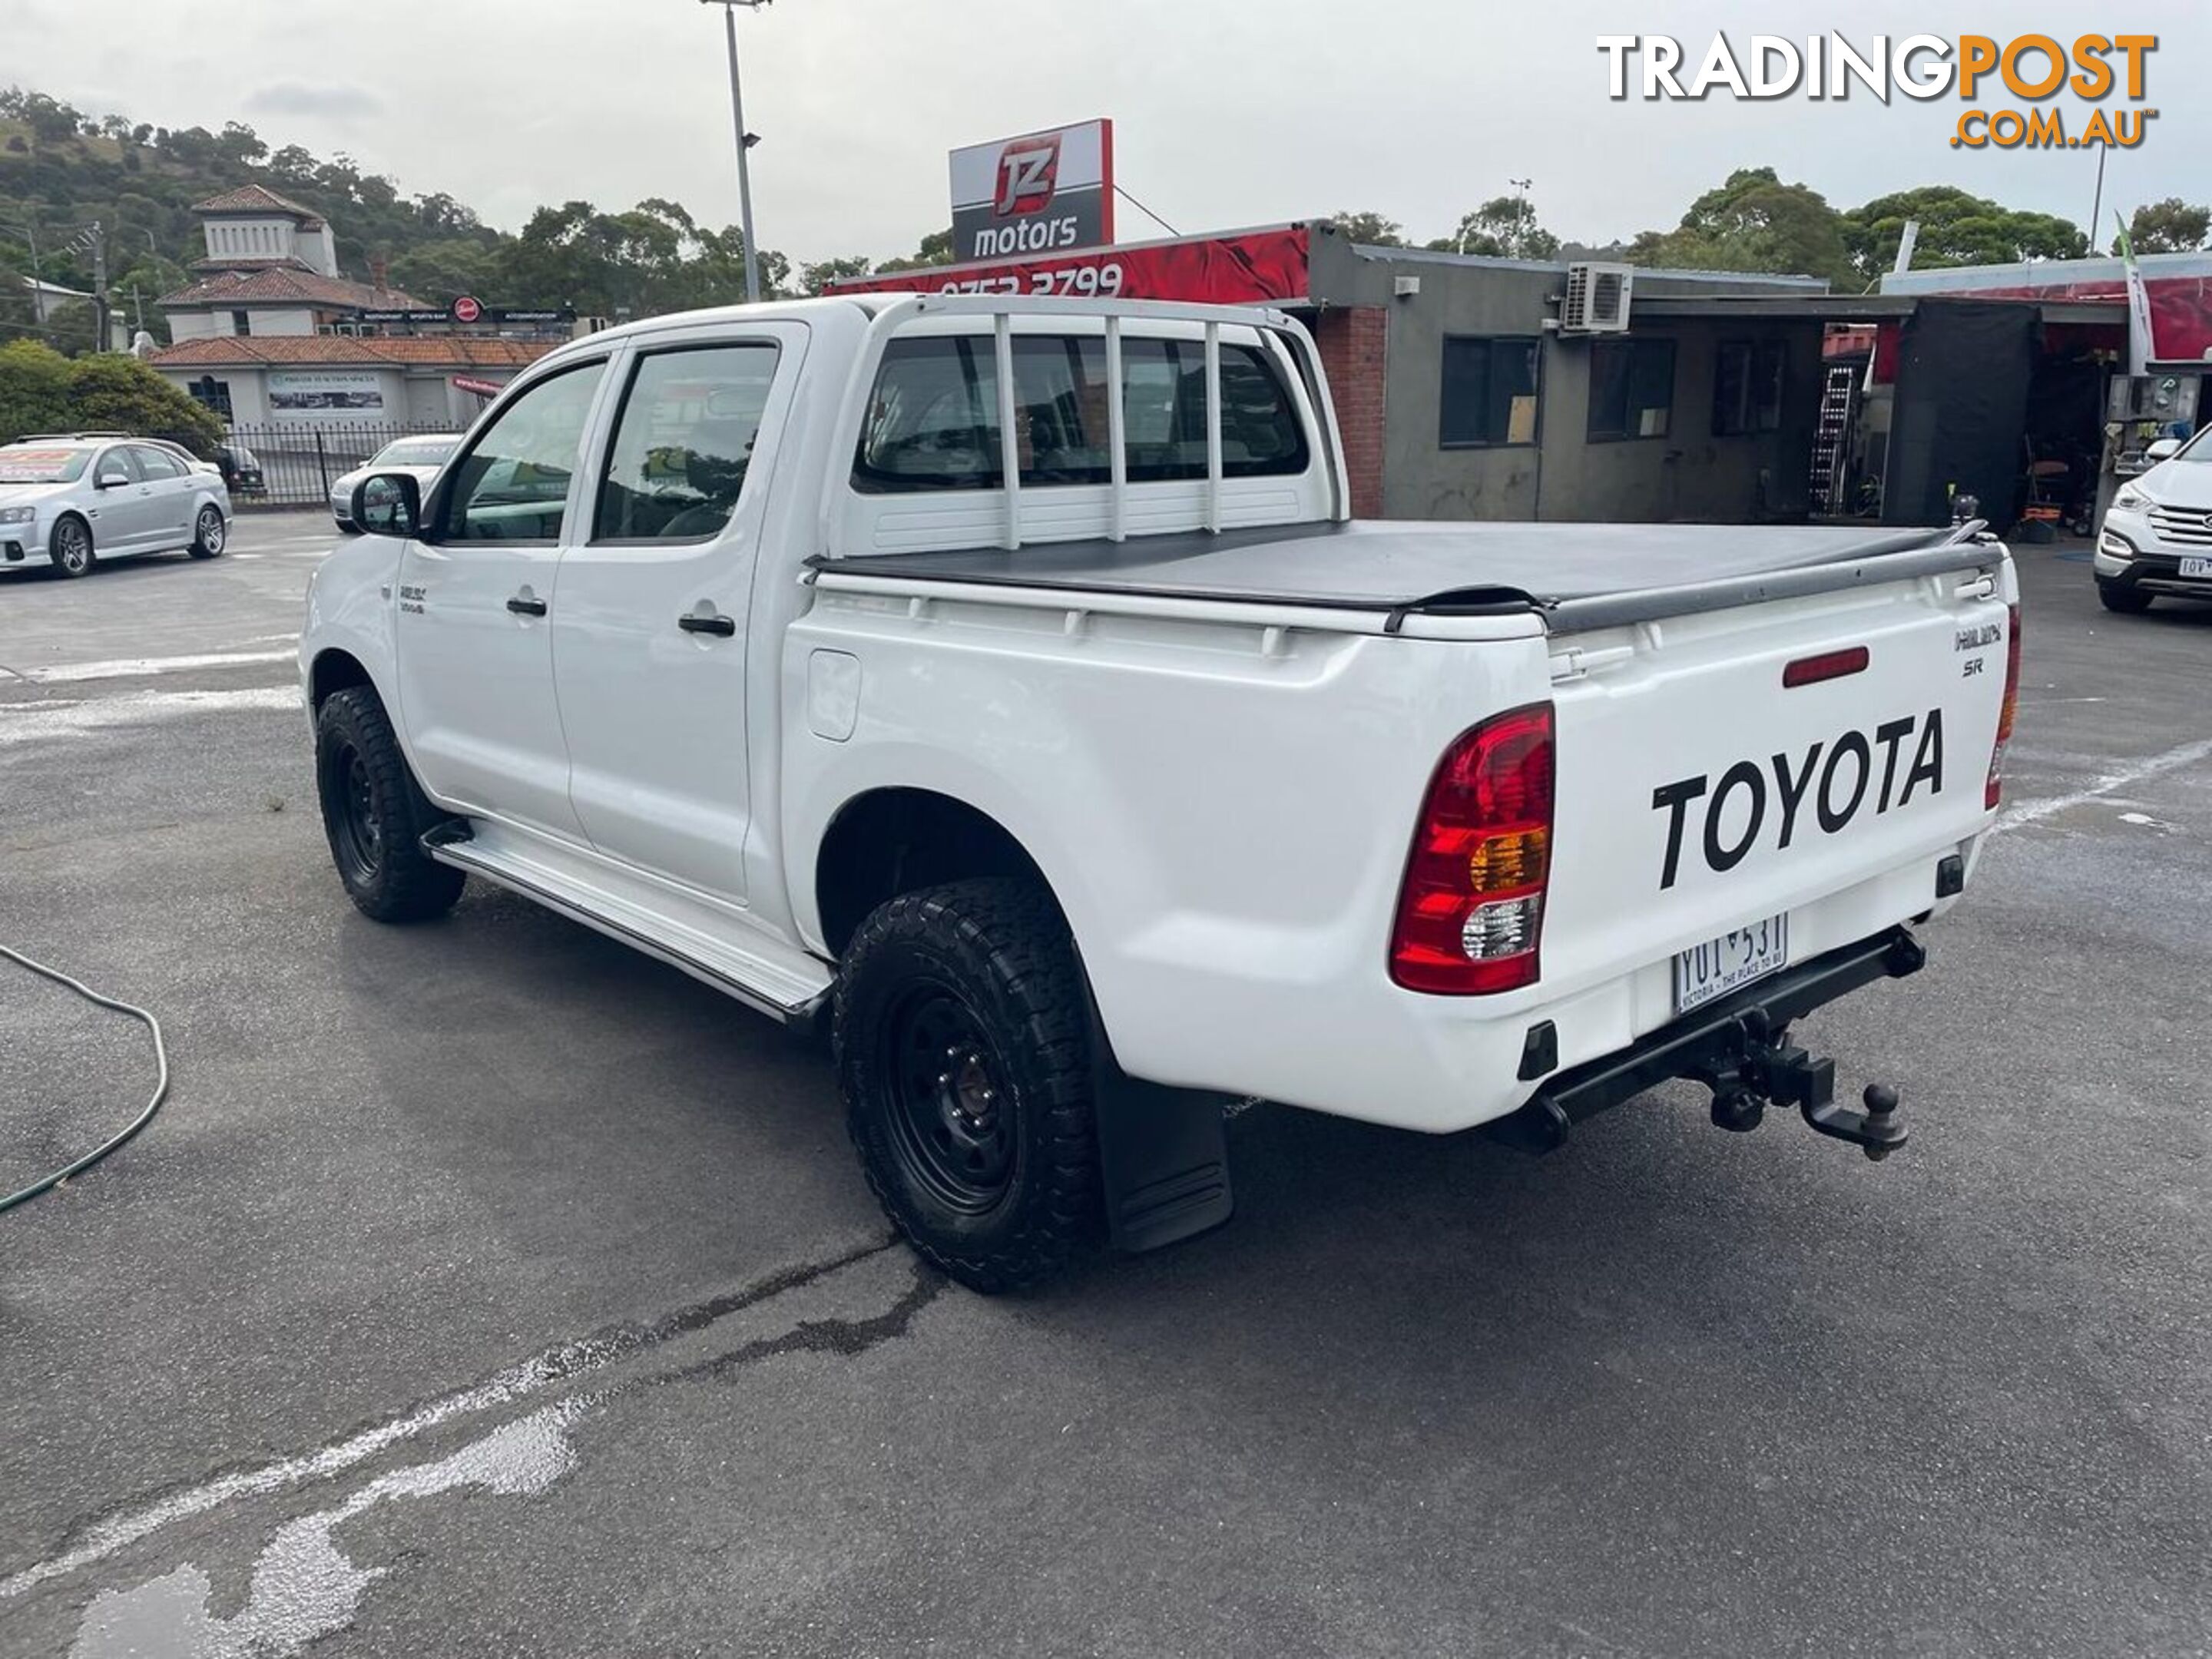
[825,226,1311,306]
[451,295,483,323]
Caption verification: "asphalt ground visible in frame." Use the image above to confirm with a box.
[1,515,2207,1657]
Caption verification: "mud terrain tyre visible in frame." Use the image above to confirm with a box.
[315,686,465,922]
[835,878,1104,1293]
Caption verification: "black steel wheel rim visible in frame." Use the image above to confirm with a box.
[329,742,382,881]
[880,980,1016,1214]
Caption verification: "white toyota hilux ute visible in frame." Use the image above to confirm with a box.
[301,294,2021,1291]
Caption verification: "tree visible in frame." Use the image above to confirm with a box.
[876,227,955,272]
[267,144,316,184]
[1843,186,2085,280]
[62,350,225,452]
[1328,211,1404,247]
[0,339,74,440]
[800,256,873,293]
[388,237,501,303]
[2123,198,2210,254]
[1429,194,1559,260]
[217,121,267,165]
[1627,167,1854,286]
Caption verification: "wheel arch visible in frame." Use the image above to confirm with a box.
[813,786,1064,961]
[307,646,378,711]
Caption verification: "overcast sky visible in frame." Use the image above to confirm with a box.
[9,0,2207,263]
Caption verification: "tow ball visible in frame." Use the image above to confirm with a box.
[1694,1009,1908,1161]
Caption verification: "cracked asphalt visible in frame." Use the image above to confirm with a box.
[2,516,2209,1657]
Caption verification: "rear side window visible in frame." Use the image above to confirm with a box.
[133,445,186,480]
[594,343,781,542]
[853,334,1307,493]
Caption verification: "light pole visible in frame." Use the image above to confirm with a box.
[701,0,770,303]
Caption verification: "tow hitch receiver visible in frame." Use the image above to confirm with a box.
[1694,1008,1907,1161]
[1483,927,1924,1158]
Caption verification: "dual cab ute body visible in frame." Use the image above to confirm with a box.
[302,294,2018,1288]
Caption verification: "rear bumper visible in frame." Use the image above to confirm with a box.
[1484,926,1926,1152]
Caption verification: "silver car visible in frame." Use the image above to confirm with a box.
[0,438,233,578]
[330,434,460,531]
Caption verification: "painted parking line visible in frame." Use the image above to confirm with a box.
[1995,734,2212,834]
[1,1238,898,1605]
[0,686,302,747]
[13,649,296,686]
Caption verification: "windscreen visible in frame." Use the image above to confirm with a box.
[0,448,91,484]
[374,438,459,468]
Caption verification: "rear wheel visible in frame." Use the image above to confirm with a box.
[835,878,1104,1293]
[2098,578,2154,614]
[188,505,227,558]
[314,686,465,922]
[48,515,94,578]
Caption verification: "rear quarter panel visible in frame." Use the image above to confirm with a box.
[782,586,1560,1124]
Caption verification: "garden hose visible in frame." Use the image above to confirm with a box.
[0,945,171,1214]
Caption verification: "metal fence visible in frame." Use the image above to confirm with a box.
[153,422,462,511]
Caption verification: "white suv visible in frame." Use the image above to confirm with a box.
[2095,428,2212,613]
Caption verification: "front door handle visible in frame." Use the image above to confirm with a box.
[505,594,548,617]
[678,611,736,637]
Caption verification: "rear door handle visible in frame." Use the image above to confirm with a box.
[678,611,736,637]
[505,594,548,617]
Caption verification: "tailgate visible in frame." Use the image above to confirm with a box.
[1543,561,2011,1015]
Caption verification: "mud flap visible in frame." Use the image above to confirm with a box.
[1084,1001,1233,1254]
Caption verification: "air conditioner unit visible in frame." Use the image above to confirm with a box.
[1561,262,1633,333]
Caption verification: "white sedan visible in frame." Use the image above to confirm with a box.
[331,435,460,531]
[0,437,230,578]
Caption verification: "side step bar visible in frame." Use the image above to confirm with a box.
[1485,926,1927,1157]
[424,823,830,1028]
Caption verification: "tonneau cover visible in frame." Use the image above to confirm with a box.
[814,520,1989,632]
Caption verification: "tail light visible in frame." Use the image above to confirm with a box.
[1389,704,1555,995]
[1985,603,2022,810]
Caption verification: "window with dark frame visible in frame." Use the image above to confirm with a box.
[1438,336,1540,449]
[230,310,252,336]
[1713,340,1786,436]
[1587,337,1677,441]
[593,342,782,543]
[851,334,1309,494]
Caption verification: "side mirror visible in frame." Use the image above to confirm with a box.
[353,472,422,538]
[95,467,130,490]
[2144,437,2182,462]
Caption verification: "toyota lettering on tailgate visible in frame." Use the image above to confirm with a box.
[1651,710,1945,889]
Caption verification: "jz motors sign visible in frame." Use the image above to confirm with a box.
[950,119,1114,261]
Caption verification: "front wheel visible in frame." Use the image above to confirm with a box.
[48,515,94,578]
[835,878,1104,1293]
[314,686,465,922]
[2098,578,2154,614]
[188,505,227,558]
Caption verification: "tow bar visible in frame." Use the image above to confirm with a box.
[1694,1006,1907,1161]
[1484,926,1926,1159]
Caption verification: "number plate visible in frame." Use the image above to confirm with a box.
[2180,556,2212,578]
[1673,914,1790,1014]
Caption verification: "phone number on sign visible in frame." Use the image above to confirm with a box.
[935,263,1126,297]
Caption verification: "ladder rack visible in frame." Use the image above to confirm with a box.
[819,293,1349,558]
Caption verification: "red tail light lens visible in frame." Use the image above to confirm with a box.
[1783,645,1870,687]
[1985,603,2022,810]
[1389,704,1555,995]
